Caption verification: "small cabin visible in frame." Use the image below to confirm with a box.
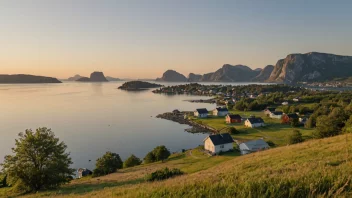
[239,139,270,155]
[226,114,242,123]
[245,117,265,128]
[282,113,299,124]
[204,133,234,155]
[264,107,276,116]
[213,107,229,116]
[270,111,283,119]
[77,168,92,178]
[194,108,209,118]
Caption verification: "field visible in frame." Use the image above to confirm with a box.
[4,134,351,197]
[192,109,314,146]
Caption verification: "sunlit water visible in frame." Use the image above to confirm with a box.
[0,81,268,170]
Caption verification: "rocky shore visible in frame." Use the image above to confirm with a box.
[156,111,217,133]
[184,98,217,104]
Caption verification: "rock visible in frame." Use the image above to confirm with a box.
[76,77,91,82]
[199,64,259,82]
[188,73,202,82]
[67,75,85,81]
[156,70,187,82]
[252,65,274,82]
[106,76,121,81]
[90,72,108,82]
[268,52,352,83]
[0,74,62,84]
[118,81,162,90]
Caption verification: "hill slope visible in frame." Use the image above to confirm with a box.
[17,134,352,197]
[268,52,352,83]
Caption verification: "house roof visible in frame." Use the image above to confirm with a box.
[215,107,228,112]
[271,111,283,115]
[205,133,234,146]
[240,139,269,150]
[286,113,299,119]
[195,108,208,114]
[227,114,242,119]
[247,117,264,124]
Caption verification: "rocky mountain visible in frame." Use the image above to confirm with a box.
[106,76,121,81]
[118,81,162,90]
[199,64,259,82]
[0,74,61,83]
[188,73,202,82]
[254,68,263,72]
[67,74,84,81]
[268,52,352,83]
[252,65,274,82]
[76,72,109,82]
[156,70,187,82]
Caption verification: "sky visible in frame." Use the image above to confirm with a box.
[1,0,352,79]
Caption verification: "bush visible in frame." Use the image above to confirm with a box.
[145,168,184,182]
[93,152,123,177]
[287,130,303,144]
[266,140,276,147]
[123,155,142,168]
[227,127,239,135]
[143,145,171,164]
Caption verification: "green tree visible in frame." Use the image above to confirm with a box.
[1,128,74,191]
[290,118,299,127]
[289,106,296,113]
[226,127,239,135]
[343,115,352,133]
[93,152,123,177]
[314,115,340,138]
[143,152,156,164]
[328,107,348,130]
[226,103,234,110]
[123,155,142,168]
[153,146,171,162]
[287,129,303,144]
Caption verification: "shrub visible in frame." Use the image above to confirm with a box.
[123,155,142,168]
[145,168,184,182]
[93,152,123,177]
[143,145,171,164]
[266,140,276,147]
[287,130,303,144]
[227,127,239,135]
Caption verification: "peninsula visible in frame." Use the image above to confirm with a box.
[118,81,162,90]
[0,74,62,84]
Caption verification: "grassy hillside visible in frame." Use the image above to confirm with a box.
[6,134,351,197]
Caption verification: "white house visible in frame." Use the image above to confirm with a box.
[244,117,265,128]
[270,111,283,119]
[282,101,289,105]
[293,98,299,102]
[194,108,209,118]
[213,107,229,116]
[204,133,234,155]
[239,139,270,155]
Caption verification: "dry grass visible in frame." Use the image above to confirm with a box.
[17,134,352,198]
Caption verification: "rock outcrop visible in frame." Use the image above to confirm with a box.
[76,72,109,82]
[268,52,352,83]
[188,73,202,82]
[199,64,259,82]
[0,74,61,84]
[118,81,162,90]
[67,75,85,81]
[156,70,187,82]
[252,65,274,82]
[106,76,121,81]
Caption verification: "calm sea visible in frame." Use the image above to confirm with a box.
[0,81,266,170]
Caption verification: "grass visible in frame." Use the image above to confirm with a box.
[193,110,314,146]
[15,134,352,197]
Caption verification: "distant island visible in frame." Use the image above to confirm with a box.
[118,81,162,90]
[155,52,352,84]
[76,72,109,82]
[0,74,61,84]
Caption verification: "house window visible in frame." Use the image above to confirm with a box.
[220,145,224,148]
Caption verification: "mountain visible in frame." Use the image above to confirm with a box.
[0,74,61,83]
[199,64,259,82]
[76,72,109,82]
[252,65,274,82]
[106,76,121,81]
[188,73,202,82]
[156,70,187,82]
[254,68,263,72]
[67,75,85,81]
[268,52,352,83]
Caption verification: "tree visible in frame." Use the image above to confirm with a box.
[314,115,340,138]
[1,128,74,191]
[93,152,123,177]
[343,115,352,133]
[226,103,234,110]
[328,107,348,130]
[227,127,239,135]
[123,155,142,168]
[144,145,171,164]
[153,146,171,162]
[290,118,299,127]
[143,152,156,164]
[287,129,303,144]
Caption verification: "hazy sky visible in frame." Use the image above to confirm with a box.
[1,0,352,79]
